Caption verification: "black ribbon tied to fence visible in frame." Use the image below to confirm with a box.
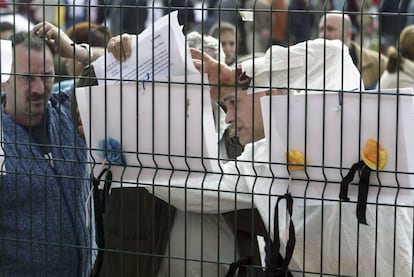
[339,160,371,225]
[225,193,295,277]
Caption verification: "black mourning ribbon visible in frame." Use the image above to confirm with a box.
[225,256,252,277]
[91,168,112,277]
[339,160,371,225]
[225,193,295,277]
[264,193,296,277]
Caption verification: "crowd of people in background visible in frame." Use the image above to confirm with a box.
[36,1,414,90]
[2,0,413,88]
[2,1,414,54]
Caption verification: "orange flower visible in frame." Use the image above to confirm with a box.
[286,150,306,171]
[362,139,387,170]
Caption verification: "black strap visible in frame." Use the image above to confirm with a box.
[264,193,295,277]
[356,165,371,225]
[339,160,364,201]
[102,170,112,213]
[91,168,112,277]
[339,161,371,225]
[225,193,295,277]
[225,256,252,277]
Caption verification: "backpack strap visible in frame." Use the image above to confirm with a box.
[91,168,112,277]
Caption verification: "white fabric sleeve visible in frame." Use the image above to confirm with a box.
[141,140,270,213]
[143,167,254,213]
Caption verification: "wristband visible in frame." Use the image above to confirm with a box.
[78,43,93,66]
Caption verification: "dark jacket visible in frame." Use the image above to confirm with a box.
[0,89,91,276]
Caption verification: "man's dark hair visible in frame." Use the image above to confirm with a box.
[8,31,54,54]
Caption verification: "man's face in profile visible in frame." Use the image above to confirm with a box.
[220,89,266,145]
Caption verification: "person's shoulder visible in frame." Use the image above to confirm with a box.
[394,59,414,84]
[403,58,414,73]
[291,39,348,57]
[379,70,414,90]
[50,82,73,107]
[239,138,268,162]
[52,79,75,94]
[352,41,386,60]
[311,38,342,46]
[362,46,382,57]
[299,38,345,50]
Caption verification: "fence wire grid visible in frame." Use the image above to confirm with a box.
[0,1,413,277]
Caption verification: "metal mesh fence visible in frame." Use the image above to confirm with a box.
[0,1,413,276]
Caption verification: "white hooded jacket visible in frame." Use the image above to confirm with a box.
[143,39,412,276]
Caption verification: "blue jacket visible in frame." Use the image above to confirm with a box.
[0,88,92,276]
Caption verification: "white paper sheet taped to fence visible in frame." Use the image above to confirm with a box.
[76,74,220,182]
[261,88,414,205]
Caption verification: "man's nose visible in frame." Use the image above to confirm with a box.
[225,108,234,124]
[29,77,45,94]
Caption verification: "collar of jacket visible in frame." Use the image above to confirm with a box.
[349,41,375,70]
[400,57,414,77]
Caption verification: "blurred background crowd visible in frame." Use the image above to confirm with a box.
[1,1,413,54]
[1,0,413,90]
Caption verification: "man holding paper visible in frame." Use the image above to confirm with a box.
[106,32,412,275]
[100,29,266,276]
